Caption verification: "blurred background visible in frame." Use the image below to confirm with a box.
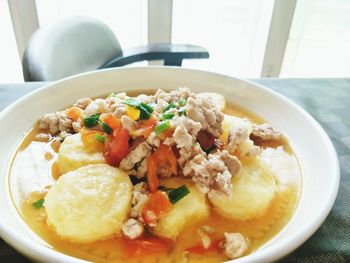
[1,0,350,82]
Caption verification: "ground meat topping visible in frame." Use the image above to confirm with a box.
[251,123,282,141]
[39,111,73,135]
[185,96,224,137]
[120,142,152,172]
[73,98,92,110]
[184,150,241,195]
[172,116,202,148]
[227,126,249,153]
[122,218,144,240]
[84,98,110,116]
[130,182,149,220]
[121,115,137,132]
[222,232,250,259]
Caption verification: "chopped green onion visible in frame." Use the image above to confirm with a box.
[140,102,154,113]
[84,113,100,127]
[164,102,176,112]
[155,120,170,135]
[178,109,187,116]
[101,122,112,134]
[32,198,44,209]
[138,104,152,120]
[95,133,106,143]
[123,98,139,107]
[168,185,190,204]
[162,113,174,120]
[178,98,186,107]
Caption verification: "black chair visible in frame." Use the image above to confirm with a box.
[22,16,209,81]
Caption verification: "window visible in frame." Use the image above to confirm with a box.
[172,0,275,77]
[0,0,23,82]
[281,0,350,77]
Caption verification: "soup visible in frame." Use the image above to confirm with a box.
[9,88,301,262]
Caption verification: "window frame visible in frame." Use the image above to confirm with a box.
[7,0,297,77]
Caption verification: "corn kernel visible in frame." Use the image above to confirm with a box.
[126,105,140,120]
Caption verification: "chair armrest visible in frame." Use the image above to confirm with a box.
[100,43,209,68]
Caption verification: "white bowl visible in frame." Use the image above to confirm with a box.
[0,67,339,263]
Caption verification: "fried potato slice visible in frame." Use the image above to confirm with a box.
[58,133,105,174]
[153,178,210,239]
[198,92,226,111]
[209,158,276,221]
[45,164,132,243]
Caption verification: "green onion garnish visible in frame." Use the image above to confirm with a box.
[32,198,45,209]
[138,104,152,120]
[164,102,176,112]
[178,98,186,107]
[95,133,106,143]
[162,113,174,120]
[140,102,154,113]
[123,98,139,107]
[168,185,190,204]
[123,99,153,120]
[155,120,170,135]
[84,113,100,127]
[101,122,112,134]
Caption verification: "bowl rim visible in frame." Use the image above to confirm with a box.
[0,66,340,263]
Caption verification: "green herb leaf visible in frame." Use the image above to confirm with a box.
[178,98,186,107]
[95,133,106,143]
[168,185,190,204]
[164,102,176,112]
[84,114,100,128]
[162,113,174,120]
[32,198,45,209]
[155,120,170,135]
[140,102,154,113]
[101,122,112,134]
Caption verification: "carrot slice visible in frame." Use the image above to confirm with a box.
[100,113,121,129]
[80,128,104,152]
[147,155,158,192]
[66,107,84,122]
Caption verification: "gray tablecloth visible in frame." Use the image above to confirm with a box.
[0,79,349,263]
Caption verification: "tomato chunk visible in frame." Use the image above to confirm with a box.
[146,144,177,192]
[123,236,172,258]
[142,191,172,225]
[104,127,130,166]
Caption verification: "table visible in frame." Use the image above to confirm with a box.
[0,79,349,263]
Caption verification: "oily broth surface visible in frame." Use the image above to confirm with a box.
[9,98,301,263]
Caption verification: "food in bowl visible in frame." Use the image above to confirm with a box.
[9,87,301,262]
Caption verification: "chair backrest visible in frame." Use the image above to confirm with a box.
[23,16,122,81]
